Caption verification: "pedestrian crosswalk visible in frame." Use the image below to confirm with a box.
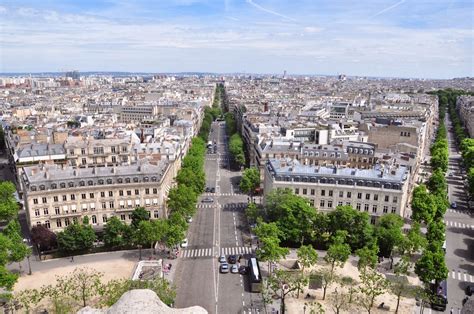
[445,220,474,230]
[179,246,253,259]
[197,204,215,209]
[448,209,471,214]
[450,269,474,283]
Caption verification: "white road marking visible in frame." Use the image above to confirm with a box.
[464,272,468,282]
[452,270,456,279]
[470,275,473,282]
[458,271,462,280]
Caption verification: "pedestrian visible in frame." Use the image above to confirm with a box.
[70,256,74,262]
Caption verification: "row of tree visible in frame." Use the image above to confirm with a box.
[6,267,175,312]
[0,181,31,291]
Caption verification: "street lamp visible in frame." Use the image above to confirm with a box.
[138,244,142,261]
[26,254,32,275]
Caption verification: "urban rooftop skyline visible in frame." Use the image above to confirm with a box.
[0,0,473,79]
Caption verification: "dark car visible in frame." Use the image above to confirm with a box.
[228,255,237,264]
[210,187,216,193]
[451,202,457,209]
[205,187,211,192]
[466,285,474,296]
[239,266,248,275]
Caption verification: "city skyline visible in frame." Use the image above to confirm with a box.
[0,0,473,79]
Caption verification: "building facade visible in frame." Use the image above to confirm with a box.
[20,161,172,232]
[263,159,410,222]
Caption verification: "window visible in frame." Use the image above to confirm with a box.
[329,190,333,197]
[65,218,70,227]
[36,221,41,226]
[145,188,150,195]
[310,199,315,206]
[44,220,50,229]
[302,188,307,195]
[384,195,389,202]
[111,146,116,153]
[53,196,58,202]
[101,192,105,198]
[372,205,377,213]
[365,193,370,200]
[73,217,78,224]
[120,214,126,221]
[374,194,379,201]
[119,190,124,196]
[102,202,107,209]
[153,188,158,194]
[112,156,117,163]
[371,217,376,224]
[154,211,159,218]
[92,215,97,224]
[328,201,333,208]
[346,201,351,206]
[383,206,388,213]
[347,191,352,198]
[42,197,47,204]
[35,209,40,216]
[338,201,343,206]
[88,180,93,186]
[109,191,113,197]
[55,207,60,215]
[102,215,108,223]
[393,196,398,203]
[321,190,326,196]
[391,207,397,213]
[82,193,86,199]
[69,194,75,200]
[81,148,86,155]
[33,198,38,204]
[60,183,66,188]
[339,191,343,198]
[127,190,132,196]
[109,201,114,209]
[357,193,362,199]
[310,189,315,195]
[135,189,139,195]
[82,158,87,165]
[356,203,361,210]
[364,204,369,212]
[43,208,49,215]
[320,200,325,208]
[295,188,299,194]
[56,219,62,228]
[90,193,94,198]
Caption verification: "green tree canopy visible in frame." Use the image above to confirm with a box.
[57,223,96,253]
[239,167,261,195]
[415,246,448,286]
[103,216,130,248]
[426,169,447,197]
[296,244,318,273]
[167,185,198,217]
[0,181,19,221]
[375,213,404,258]
[131,207,150,229]
[411,185,436,224]
[324,231,351,273]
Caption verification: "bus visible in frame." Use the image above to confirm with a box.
[430,280,448,311]
[248,257,262,293]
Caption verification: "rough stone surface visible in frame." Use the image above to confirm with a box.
[77,289,208,314]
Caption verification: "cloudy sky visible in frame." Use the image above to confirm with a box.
[0,0,472,78]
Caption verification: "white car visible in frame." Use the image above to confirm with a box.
[186,216,193,223]
[180,238,188,248]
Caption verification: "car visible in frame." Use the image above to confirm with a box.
[218,255,226,263]
[186,216,193,223]
[448,172,453,177]
[180,238,188,248]
[202,197,214,203]
[451,202,457,209]
[228,255,237,264]
[220,263,229,273]
[210,187,216,193]
[231,264,239,274]
[205,187,211,192]
[239,266,248,275]
[466,285,474,296]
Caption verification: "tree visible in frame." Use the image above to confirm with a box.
[254,220,282,240]
[316,267,339,300]
[266,270,308,314]
[340,276,357,304]
[390,256,413,314]
[256,237,289,274]
[398,221,426,257]
[176,167,205,194]
[62,267,103,307]
[297,244,319,274]
[240,167,260,196]
[245,202,260,223]
[3,220,31,271]
[11,288,43,313]
[103,216,130,248]
[57,223,96,253]
[467,167,474,197]
[328,286,352,314]
[426,218,445,245]
[324,231,351,274]
[131,207,150,229]
[415,246,448,287]
[31,224,57,252]
[0,181,19,221]
[426,169,447,197]
[357,268,389,314]
[167,185,198,217]
[164,221,185,248]
[375,214,404,258]
[0,264,18,290]
[411,185,436,224]
[356,244,379,271]
[327,205,373,251]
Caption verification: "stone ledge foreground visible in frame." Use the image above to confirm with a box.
[78,289,208,314]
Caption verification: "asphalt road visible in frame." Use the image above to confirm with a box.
[441,114,473,313]
[174,121,263,313]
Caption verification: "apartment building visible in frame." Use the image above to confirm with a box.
[20,161,173,232]
[457,96,474,137]
[119,104,160,123]
[263,159,410,222]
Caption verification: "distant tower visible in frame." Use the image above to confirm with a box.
[65,70,80,80]
[283,70,287,79]
[367,92,372,111]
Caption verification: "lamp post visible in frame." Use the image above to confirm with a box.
[138,244,142,261]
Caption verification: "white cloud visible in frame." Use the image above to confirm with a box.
[246,0,297,22]
[304,27,323,33]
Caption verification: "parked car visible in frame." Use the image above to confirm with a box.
[231,264,239,274]
[451,201,457,209]
[186,216,193,223]
[220,263,229,273]
[218,255,226,263]
[210,187,216,193]
[228,255,237,264]
[466,285,474,296]
[180,238,188,248]
[202,197,214,203]
[239,266,248,275]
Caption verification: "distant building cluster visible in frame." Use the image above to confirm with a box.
[456,95,474,137]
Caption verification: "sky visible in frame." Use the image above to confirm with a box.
[0,0,472,78]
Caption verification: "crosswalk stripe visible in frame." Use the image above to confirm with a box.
[452,270,456,279]
[470,275,473,282]
[464,273,468,281]
[458,271,462,280]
